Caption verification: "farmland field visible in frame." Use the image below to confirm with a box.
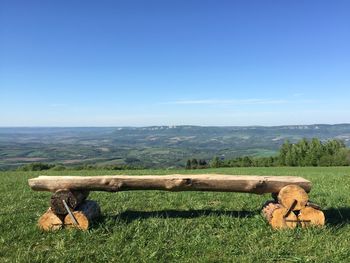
[1,167,350,262]
[1,125,350,170]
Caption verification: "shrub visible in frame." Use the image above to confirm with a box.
[17,162,55,171]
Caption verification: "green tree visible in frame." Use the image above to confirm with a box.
[210,156,221,168]
[279,140,292,165]
[198,159,208,168]
[297,138,309,166]
[305,138,323,166]
[191,158,198,169]
[185,159,192,169]
[242,156,252,167]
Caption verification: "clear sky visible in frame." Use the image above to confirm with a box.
[0,0,349,126]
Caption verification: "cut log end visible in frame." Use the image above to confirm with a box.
[298,206,325,227]
[262,201,297,229]
[50,189,89,215]
[64,200,101,230]
[38,208,64,231]
[271,208,298,229]
[278,184,309,211]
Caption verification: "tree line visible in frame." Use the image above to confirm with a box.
[16,163,142,171]
[186,138,350,169]
[185,159,209,169]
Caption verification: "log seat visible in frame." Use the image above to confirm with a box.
[28,174,311,194]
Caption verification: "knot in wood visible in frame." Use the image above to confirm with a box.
[184,178,192,186]
[102,178,109,185]
[165,179,185,191]
[107,179,122,192]
[254,179,267,194]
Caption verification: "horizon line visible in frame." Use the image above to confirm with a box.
[0,123,349,128]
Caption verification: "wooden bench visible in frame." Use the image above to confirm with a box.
[28,174,324,230]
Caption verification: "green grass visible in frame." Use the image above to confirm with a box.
[1,167,350,262]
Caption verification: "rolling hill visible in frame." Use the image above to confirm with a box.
[1,124,350,169]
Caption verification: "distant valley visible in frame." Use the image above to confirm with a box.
[1,124,350,170]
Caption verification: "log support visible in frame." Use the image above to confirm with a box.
[50,189,89,215]
[29,175,324,231]
[262,201,298,229]
[38,208,64,231]
[38,200,101,231]
[64,200,101,230]
[262,185,325,229]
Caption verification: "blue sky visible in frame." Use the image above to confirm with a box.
[0,0,349,126]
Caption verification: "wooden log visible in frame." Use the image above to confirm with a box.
[64,200,101,230]
[28,175,311,194]
[38,208,64,231]
[261,201,298,229]
[298,206,325,227]
[277,184,309,211]
[50,189,89,215]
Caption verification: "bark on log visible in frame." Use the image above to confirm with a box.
[306,201,322,210]
[277,184,309,211]
[28,175,311,194]
[64,200,101,230]
[50,189,89,215]
[261,201,298,229]
[38,208,64,231]
[298,206,325,227]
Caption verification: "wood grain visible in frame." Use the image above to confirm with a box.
[28,174,311,194]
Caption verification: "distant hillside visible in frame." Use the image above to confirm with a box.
[1,124,350,170]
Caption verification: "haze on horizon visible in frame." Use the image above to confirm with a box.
[1,1,349,127]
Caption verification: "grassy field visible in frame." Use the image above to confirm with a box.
[1,167,350,262]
